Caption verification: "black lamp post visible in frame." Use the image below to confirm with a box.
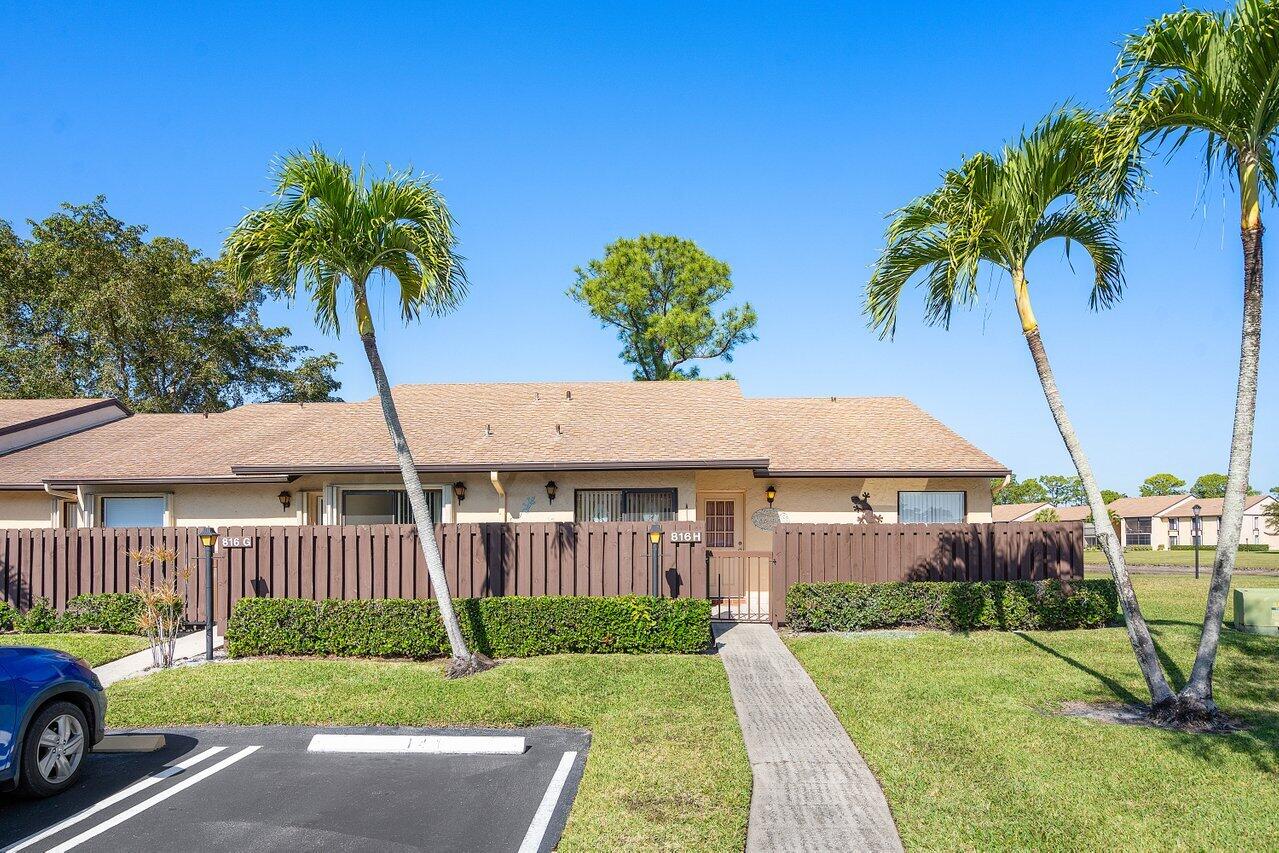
[197,527,217,660]
[1192,504,1202,580]
[648,523,662,598]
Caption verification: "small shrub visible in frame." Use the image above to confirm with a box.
[0,600,16,631]
[59,593,145,634]
[19,598,60,634]
[786,580,1119,632]
[1126,545,1153,552]
[1170,544,1269,552]
[226,595,712,659]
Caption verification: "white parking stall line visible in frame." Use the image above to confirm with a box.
[43,746,260,853]
[2,747,227,853]
[307,734,527,755]
[517,750,578,853]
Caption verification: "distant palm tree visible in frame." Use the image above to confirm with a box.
[1101,0,1276,722]
[225,148,489,676]
[865,109,1176,711]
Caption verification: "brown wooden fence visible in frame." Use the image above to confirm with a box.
[2,520,1081,630]
[1,522,707,629]
[1,527,209,623]
[769,522,1085,624]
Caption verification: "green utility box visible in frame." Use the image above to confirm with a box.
[1233,588,1279,636]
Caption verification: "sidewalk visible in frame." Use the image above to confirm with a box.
[94,630,223,687]
[715,622,903,853]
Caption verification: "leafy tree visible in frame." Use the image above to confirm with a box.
[1102,0,1276,723]
[1032,507,1061,522]
[0,200,340,411]
[1271,485,1279,498]
[1100,489,1127,504]
[225,149,483,677]
[569,234,757,380]
[1140,473,1186,497]
[1191,473,1229,499]
[993,475,1049,505]
[1264,500,1279,535]
[271,353,343,403]
[1040,474,1086,507]
[865,109,1175,712]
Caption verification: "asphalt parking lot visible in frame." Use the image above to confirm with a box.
[0,726,590,853]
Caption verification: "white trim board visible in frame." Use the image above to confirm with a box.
[306,734,527,755]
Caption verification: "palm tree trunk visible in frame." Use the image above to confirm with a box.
[1014,272,1174,709]
[1180,162,1264,712]
[352,287,482,673]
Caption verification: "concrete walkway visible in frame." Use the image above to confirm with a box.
[94,630,222,687]
[715,622,903,853]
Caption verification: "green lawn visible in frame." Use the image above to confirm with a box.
[1085,547,1279,570]
[0,633,148,666]
[106,654,750,852]
[787,574,1279,852]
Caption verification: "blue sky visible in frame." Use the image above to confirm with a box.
[1,1,1273,495]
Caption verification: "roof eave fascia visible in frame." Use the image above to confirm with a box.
[230,459,772,476]
[0,398,131,439]
[40,475,297,488]
[754,467,1012,478]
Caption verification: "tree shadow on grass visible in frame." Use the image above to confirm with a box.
[1014,632,1142,705]
[1016,630,1279,775]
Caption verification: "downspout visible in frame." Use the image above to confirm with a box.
[44,482,80,527]
[43,482,78,501]
[490,471,507,522]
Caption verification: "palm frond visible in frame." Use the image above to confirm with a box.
[865,108,1131,338]
[224,148,468,337]
[1107,0,1279,203]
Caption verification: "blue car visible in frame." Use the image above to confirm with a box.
[0,647,106,797]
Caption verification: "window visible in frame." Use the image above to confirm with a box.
[897,491,966,524]
[575,488,677,522]
[1125,516,1152,546]
[100,496,166,528]
[1167,517,1179,545]
[59,501,78,529]
[340,488,441,525]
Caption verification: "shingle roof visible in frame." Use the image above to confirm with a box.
[0,381,1008,487]
[993,502,1051,521]
[1158,494,1271,517]
[745,396,1006,476]
[1108,495,1194,518]
[1055,504,1092,522]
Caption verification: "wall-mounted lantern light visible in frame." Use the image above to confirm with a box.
[765,484,777,506]
[453,482,467,503]
[546,481,558,504]
[278,491,292,511]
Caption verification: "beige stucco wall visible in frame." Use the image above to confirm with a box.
[0,472,997,539]
[694,472,994,551]
[0,492,55,528]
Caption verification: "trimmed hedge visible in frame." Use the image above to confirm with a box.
[786,580,1119,632]
[226,595,712,659]
[59,593,145,634]
[1170,544,1270,552]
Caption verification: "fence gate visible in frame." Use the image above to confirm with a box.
[707,550,771,622]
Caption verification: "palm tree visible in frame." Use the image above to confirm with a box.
[865,109,1177,712]
[1100,0,1276,721]
[224,148,490,677]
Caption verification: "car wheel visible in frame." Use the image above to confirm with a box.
[20,701,89,797]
